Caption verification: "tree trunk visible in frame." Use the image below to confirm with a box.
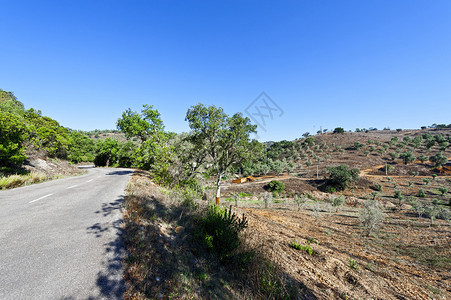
[215,174,222,205]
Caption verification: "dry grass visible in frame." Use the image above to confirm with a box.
[0,172,48,189]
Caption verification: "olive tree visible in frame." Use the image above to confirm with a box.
[399,151,415,165]
[185,103,262,204]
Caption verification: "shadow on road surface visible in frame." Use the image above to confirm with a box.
[106,170,134,176]
[86,196,125,299]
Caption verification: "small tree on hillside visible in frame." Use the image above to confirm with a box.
[333,127,345,134]
[185,103,262,204]
[399,151,415,165]
[429,152,448,168]
[325,165,359,191]
[360,200,384,236]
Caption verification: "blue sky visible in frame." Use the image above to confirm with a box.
[1,1,450,141]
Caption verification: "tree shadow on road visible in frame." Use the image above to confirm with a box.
[105,170,134,176]
[86,195,126,299]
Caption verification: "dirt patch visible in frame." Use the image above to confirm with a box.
[223,176,318,197]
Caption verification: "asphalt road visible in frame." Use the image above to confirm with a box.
[0,167,133,299]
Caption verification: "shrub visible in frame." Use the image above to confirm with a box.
[333,127,345,134]
[293,194,307,210]
[329,195,345,211]
[374,184,382,191]
[438,187,448,196]
[360,200,384,236]
[394,190,403,199]
[400,151,415,165]
[325,165,359,191]
[418,189,426,197]
[389,152,399,160]
[289,241,313,255]
[423,178,430,185]
[417,154,428,163]
[349,259,359,270]
[196,205,248,261]
[354,142,364,150]
[266,180,285,194]
[429,152,448,167]
[0,111,27,172]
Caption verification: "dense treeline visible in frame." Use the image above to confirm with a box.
[1,90,71,173]
[0,90,270,197]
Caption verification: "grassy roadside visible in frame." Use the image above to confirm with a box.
[0,172,49,189]
[122,170,312,299]
[0,169,88,190]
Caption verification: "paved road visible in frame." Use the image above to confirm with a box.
[0,167,133,299]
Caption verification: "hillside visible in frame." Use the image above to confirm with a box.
[217,129,451,299]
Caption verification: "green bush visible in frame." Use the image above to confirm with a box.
[333,127,345,134]
[0,111,27,172]
[196,205,248,261]
[400,151,415,164]
[374,183,382,191]
[418,189,426,197]
[325,165,359,191]
[429,152,448,168]
[266,180,285,194]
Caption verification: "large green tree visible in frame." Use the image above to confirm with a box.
[185,103,262,204]
[117,105,163,142]
[116,105,172,183]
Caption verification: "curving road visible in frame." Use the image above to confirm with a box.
[0,167,133,299]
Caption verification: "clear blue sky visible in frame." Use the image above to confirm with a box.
[1,1,450,141]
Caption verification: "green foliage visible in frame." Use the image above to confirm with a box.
[196,205,248,261]
[374,183,382,191]
[116,104,164,142]
[394,190,403,199]
[353,142,364,150]
[0,111,27,172]
[399,151,415,164]
[93,138,121,166]
[186,103,262,198]
[423,178,430,185]
[333,127,345,134]
[418,189,426,197]
[325,165,359,191]
[417,154,428,163]
[349,259,359,270]
[25,109,70,158]
[266,180,285,194]
[438,187,448,196]
[429,152,448,168]
[329,195,345,211]
[67,131,96,163]
[289,240,314,255]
